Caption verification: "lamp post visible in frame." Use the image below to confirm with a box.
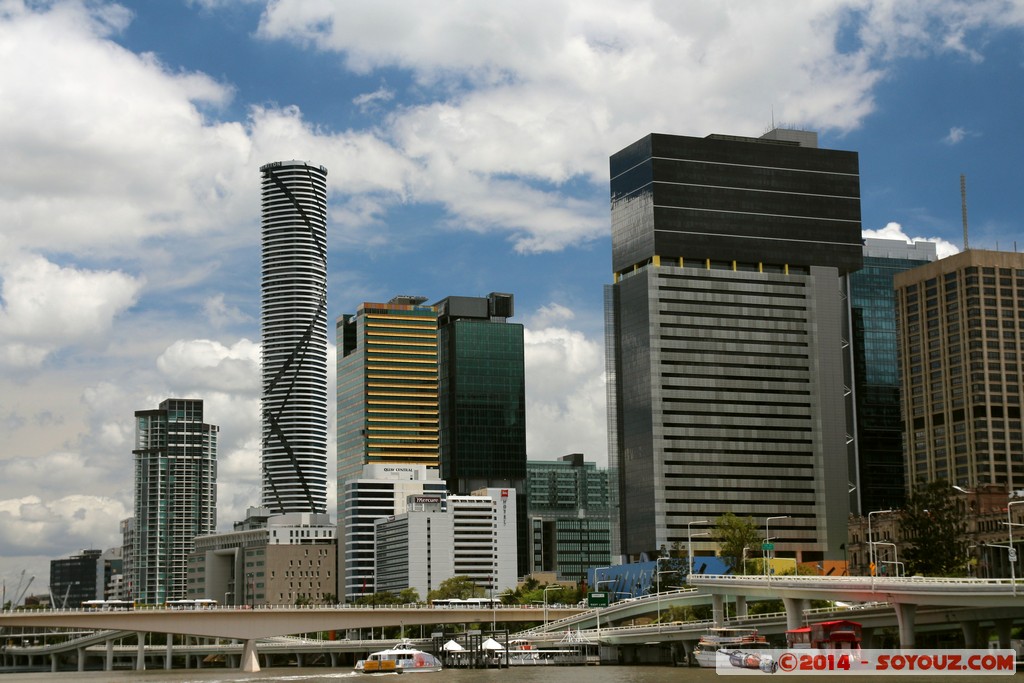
[867,508,893,587]
[987,542,1017,596]
[765,516,789,581]
[595,577,613,642]
[655,556,679,627]
[875,541,902,577]
[543,585,561,628]
[687,519,710,576]
[1007,500,1024,584]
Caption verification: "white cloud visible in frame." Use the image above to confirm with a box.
[0,255,143,368]
[863,221,962,259]
[156,338,260,393]
[0,494,129,556]
[524,321,607,464]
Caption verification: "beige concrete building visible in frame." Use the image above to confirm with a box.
[187,508,337,606]
[894,249,1024,491]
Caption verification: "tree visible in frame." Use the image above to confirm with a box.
[716,512,760,571]
[427,576,484,602]
[900,479,969,576]
[397,587,421,605]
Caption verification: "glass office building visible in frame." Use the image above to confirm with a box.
[260,160,329,515]
[606,130,862,563]
[848,238,937,514]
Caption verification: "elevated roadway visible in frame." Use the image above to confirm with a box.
[688,573,1024,647]
[0,604,581,673]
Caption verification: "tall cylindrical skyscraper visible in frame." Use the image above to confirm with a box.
[260,160,329,514]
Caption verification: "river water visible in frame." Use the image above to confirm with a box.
[0,665,1017,682]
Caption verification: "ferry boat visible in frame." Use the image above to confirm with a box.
[354,641,443,674]
[691,627,771,668]
[507,632,600,666]
[786,620,862,651]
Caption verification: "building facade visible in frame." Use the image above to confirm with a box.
[375,488,519,598]
[187,508,337,606]
[894,249,1024,491]
[434,292,528,575]
[49,548,122,608]
[605,130,862,563]
[337,464,447,602]
[526,454,611,581]
[131,398,218,604]
[848,238,938,514]
[260,160,330,514]
[336,296,440,485]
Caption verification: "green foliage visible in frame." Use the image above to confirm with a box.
[900,479,970,577]
[397,587,421,604]
[353,591,402,606]
[716,512,760,570]
[426,575,484,602]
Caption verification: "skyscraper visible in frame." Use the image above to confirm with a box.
[131,398,217,604]
[433,293,529,574]
[336,296,440,484]
[848,238,937,514]
[605,130,862,564]
[260,160,329,514]
[894,249,1024,491]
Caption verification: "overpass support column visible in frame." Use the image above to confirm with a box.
[136,631,146,671]
[994,619,1012,649]
[894,603,917,648]
[51,652,58,673]
[106,638,114,671]
[962,620,980,648]
[861,627,876,649]
[782,597,807,631]
[77,646,85,672]
[240,639,261,673]
[735,596,747,618]
[712,594,725,626]
[165,636,173,670]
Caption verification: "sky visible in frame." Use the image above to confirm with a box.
[1,0,1023,599]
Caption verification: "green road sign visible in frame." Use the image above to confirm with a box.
[762,543,774,551]
[587,591,609,607]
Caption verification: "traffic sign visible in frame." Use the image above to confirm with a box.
[587,591,609,607]
[762,543,774,551]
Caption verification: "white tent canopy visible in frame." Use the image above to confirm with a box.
[481,638,504,651]
[443,639,465,652]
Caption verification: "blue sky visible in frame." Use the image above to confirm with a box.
[0,0,1022,595]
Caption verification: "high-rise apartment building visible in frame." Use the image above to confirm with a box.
[260,160,329,514]
[336,296,440,485]
[894,249,1024,490]
[848,238,937,514]
[131,398,217,604]
[605,130,862,563]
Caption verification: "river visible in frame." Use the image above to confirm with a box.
[0,665,1018,682]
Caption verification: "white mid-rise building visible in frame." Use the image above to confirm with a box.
[375,487,518,598]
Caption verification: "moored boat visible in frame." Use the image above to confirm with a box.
[786,620,862,651]
[691,627,771,668]
[354,641,443,674]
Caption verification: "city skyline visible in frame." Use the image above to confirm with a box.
[1,1,1022,591]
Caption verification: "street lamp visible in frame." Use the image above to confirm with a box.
[874,542,902,577]
[246,572,255,609]
[765,516,789,580]
[1006,500,1024,583]
[655,556,681,627]
[687,520,710,576]
[867,508,893,584]
[542,585,561,628]
[987,542,1017,596]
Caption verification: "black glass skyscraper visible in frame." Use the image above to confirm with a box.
[606,130,862,564]
[260,160,329,514]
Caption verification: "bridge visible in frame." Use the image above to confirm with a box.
[688,573,1024,647]
[0,604,581,673]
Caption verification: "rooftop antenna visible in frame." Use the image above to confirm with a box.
[960,174,969,251]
